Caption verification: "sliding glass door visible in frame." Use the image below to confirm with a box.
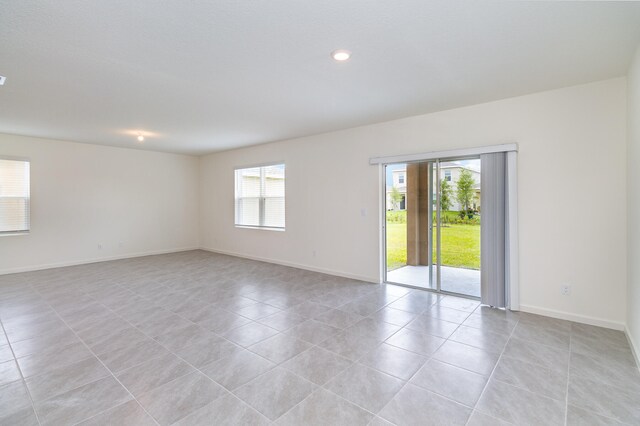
[385,161,436,291]
[438,158,481,297]
[384,157,481,298]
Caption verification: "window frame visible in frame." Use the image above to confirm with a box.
[234,162,285,231]
[444,169,452,182]
[0,155,31,236]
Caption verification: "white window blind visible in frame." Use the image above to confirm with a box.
[235,164,285,229]
[0,158,30,234]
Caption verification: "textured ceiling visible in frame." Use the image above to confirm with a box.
[1,1,640,155]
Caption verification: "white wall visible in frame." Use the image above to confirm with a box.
[627,45,640,359]
[200,78,628,328]
[0,134,199,274]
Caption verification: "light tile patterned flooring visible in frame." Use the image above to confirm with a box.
[0,250,638,425]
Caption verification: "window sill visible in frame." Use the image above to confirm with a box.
[235,225,285,232]
[0,231,30,237]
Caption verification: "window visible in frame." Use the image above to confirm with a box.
[0,158,30,234]
[235,164,285,229]
[444,170,452,181]
[398,174,404,184]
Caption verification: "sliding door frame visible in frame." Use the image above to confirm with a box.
[427,162,435,289]
[381,154,485,300]
[435,159,442,293]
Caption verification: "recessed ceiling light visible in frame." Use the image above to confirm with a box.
[137,133,145,142]
[331,49,351,62]
[0,76,6,86]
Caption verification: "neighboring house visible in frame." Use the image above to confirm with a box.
[386,165,481,211]
[388,169,407,210]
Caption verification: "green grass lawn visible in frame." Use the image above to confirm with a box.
[386,223,409,271]
[386,220,480,271]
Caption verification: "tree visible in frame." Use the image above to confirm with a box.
[456,168,475,214]
[440,179,453,212]
[390,186,403,210]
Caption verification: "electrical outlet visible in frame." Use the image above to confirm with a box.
[312,250,317,258]
[561,285,571,296]
[97,244,103,250]
[118,241,124,248]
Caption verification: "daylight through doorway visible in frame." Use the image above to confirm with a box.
[384,157,481,297]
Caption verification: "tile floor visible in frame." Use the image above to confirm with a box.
[0,250,638,425]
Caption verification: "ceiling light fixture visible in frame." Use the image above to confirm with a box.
[137,133,145,142]
[331,49,351,62]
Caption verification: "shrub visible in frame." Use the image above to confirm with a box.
[386,210,407,224]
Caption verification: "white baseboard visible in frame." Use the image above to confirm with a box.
[0,247,200,276]
[5,246,633,347]
[628,328,640,367]
[200,246,379,284]
[203,248,630,332]
[519,304,625,331]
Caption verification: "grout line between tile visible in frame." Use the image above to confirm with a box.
[467,310,519,425]
[0,309,44,426]
[26,288,162,426]
[7,262,632,425]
